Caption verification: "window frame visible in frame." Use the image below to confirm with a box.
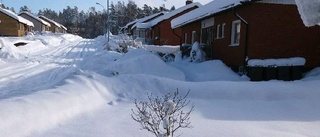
[216,24,221,39]
[230,20,241,46]
[191,31,196,44]
[221,23,226,38]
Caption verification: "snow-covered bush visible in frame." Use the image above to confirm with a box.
[131,89,194,137]
[190,42,205,63]
[174,51,182,62]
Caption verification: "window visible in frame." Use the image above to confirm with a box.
[231,20,241,46]
[184,33,188,44]
[216,24,220,39]
[221,23,226,38]
[191,31,196,44]
[201,27,213,45]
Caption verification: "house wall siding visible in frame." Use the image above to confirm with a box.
[211,9,246,67]
[174,2,320,69]
[179,21,201,44]
[244,3,320,68]
[19,13,43,32]
[153,6,199,46]
[0,12,20,36]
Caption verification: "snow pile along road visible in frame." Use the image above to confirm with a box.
[0,33,320,137]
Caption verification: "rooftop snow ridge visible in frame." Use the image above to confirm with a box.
[171,0,296,29]
[19,11,51,27]
[132,12,166,29]
[0,7,34,27]
[39,15,67,30]
[145,2,202,28]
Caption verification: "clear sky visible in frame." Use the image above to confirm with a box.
[1,0,212,13]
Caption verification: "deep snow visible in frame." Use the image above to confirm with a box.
[0,33,319,137]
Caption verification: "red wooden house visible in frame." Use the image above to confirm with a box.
[172,0,320,78]
[138,0,201,45]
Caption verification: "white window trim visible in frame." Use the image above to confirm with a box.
[184,33,188,44]
[230,20,241,46]
[191,31,196,44]
[221,23,226,38]
[216,24,220,39]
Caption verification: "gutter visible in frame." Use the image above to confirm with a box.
[233,5,249,75]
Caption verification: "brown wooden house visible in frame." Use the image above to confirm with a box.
[19,11,51,32]
[139,1,201,45]
[0,7,34,36]
[172,0,320,75]
[39,15,67,33]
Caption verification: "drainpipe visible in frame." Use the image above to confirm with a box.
[154,25,161,45]
[233,6,249,75]
[172,28,182,49]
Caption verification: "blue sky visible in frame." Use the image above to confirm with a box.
[1,0,212,13]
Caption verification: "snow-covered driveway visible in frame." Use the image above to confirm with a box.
[0,36,99,99]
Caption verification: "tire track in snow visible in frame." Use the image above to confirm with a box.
[0,38,98,99]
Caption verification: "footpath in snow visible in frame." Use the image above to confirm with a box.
[0,33,319,137]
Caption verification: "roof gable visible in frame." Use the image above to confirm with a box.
[132,12,166,29]
[171,0,296,29]
[39,16,67,30]
[0,7,34,27]
[19,12,51,27]
[147,2,202,28]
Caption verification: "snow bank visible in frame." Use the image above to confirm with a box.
[0,74,111,137]
[295,0,320,27]
[142,45,180,54]
[303,67,320,81]
[170,60,244,81]
[105,49,185,80]
[0,38,25,60]
[248,57,306,67]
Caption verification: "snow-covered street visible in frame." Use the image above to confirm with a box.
[0,34,320,137]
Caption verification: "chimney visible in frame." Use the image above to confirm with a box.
[186,0,193,5]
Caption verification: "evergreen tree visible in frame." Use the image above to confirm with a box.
[20,5,31,13]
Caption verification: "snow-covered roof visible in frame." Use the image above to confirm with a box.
[146,2,202,28]
[295,0,320,27]
[132,12,166,29]
[0,7,34,27]
[124,20,139,29]
[19,12,51,27]
[171,0,244,29]
[39,16,67,30]
[171,0,297,29]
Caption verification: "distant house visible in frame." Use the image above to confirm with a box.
[39,16,67,33]
[136,0,201,45]
[0,7,34,36]
[131,12,165,44]
[123,20,139,35]
[19,11,51,32]
[172,0,320,75]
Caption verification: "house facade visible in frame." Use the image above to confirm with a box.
[172,0,320,73]
[19,12,51,32]
[39,16,67,33]
[136,1,201,46]
[131,12,165,44]
[0,8,34,36]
